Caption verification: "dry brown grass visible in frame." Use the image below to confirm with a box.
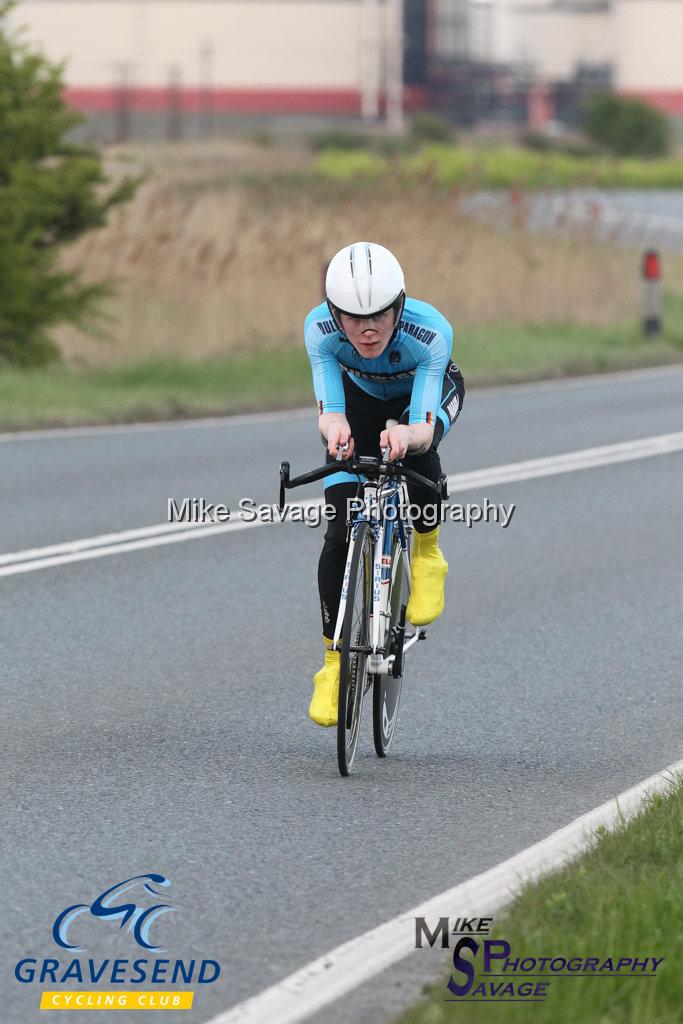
[55,141,683,366]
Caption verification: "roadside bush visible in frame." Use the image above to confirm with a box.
[410,111,454,144]
[523,131,596,158]
[401,144,471,186]
[0,1,134,365]
[584,94,671,157]
[309,131,372,153]
[313,149,389,182]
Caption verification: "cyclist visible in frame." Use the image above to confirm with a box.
[304,241,464,726]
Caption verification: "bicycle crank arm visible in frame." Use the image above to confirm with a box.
[372,628,426,676]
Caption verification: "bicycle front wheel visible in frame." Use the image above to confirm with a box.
[337,521,372,777]
[373,528,411,757]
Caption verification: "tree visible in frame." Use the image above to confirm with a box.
[584,94,671,159]
[0,1,134,365]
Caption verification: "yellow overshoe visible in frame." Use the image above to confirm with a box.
[309,636,340,727]
[406,527,449,626]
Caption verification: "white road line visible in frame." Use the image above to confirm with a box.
[1,364,681,443]
[470,362,683,400]
[203,758,683,1024]
[0,519,200,567]
[1,432,682,579]
[445,430,683,490]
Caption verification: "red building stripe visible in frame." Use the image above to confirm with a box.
[63,85,427,115]
[620,90,683,115]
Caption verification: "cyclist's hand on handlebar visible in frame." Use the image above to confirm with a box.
[379,424,410,462]
[327,422,355,461]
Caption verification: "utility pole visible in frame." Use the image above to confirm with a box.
[361,0,381,121]
[385,0,404,133]
[199,40,215,138]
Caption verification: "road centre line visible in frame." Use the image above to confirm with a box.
[202,757,683,1024]
[1,432,681,579]
[1,365,681,443]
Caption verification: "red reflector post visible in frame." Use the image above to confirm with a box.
[642,249,661,280]
[642,250,662,337]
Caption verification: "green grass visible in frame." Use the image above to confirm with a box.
[0,349,315,430]
[315,145,683,189]
[397,777,683,1024]
[1,311,682,430]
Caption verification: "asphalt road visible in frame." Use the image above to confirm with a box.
[1,366,682,1024]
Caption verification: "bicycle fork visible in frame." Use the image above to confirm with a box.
[331,487,421,677]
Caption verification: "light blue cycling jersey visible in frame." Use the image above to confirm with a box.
[304,297,453,425]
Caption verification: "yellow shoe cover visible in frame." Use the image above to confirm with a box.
[406,527,448,626]
[309,637,340,727]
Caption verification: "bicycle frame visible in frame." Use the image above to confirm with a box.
[332,475,418,676]
[278,447,446,680]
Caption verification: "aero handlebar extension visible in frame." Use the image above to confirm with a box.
[278,455,448,512]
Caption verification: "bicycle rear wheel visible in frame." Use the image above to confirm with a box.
[337,521,372,777]
[373,529,411,757]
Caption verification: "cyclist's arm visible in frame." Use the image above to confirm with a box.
[319,412,355,459]
[405,323,452,455]
[305,316,354,458]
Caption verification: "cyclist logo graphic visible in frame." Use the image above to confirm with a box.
[52,874,174,953]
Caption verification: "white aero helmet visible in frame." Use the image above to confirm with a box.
[325,241,405,327]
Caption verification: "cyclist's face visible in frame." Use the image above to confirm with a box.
[339,308,395,359]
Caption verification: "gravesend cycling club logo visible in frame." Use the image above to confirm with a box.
[415,916,666,1003]
[53,873,174,952]
[15,873,221,1012]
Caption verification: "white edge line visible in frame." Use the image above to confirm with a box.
[1,364,681,443]
[203,757,683,1024]
[1,433,682,578]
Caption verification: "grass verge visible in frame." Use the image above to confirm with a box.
[398,777,683,1024]
[316,145,683,189]
[2,319,683,430]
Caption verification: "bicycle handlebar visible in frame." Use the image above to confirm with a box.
[278,456,447,511]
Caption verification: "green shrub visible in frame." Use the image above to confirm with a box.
[584,93,671,157]
[309,131,372,153]
[0,1,134,365]
[481,148,544,187]
[372,135,416,157]
[410,111,453,144]
[314,149,389,181]
[522,131,553,152]
[523,131,597,158]
[400,145,472,186]
[315,142,683,190]
[616,158,683,188]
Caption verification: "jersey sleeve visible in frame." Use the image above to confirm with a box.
[304,313,345,414]
[407,324,452,425]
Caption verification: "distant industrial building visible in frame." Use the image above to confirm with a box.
[6,1,682,137]
[615,0,683,114]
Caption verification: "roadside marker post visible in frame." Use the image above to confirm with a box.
[642,249,662,337]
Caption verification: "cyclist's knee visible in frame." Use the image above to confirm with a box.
[322,483,356,548]
[406,447,441,481]
[323,514,347,549]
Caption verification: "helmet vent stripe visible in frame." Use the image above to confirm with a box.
[349,243,364,309]
[366,244,373,308]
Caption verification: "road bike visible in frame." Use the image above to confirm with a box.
[279,427,447,776]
